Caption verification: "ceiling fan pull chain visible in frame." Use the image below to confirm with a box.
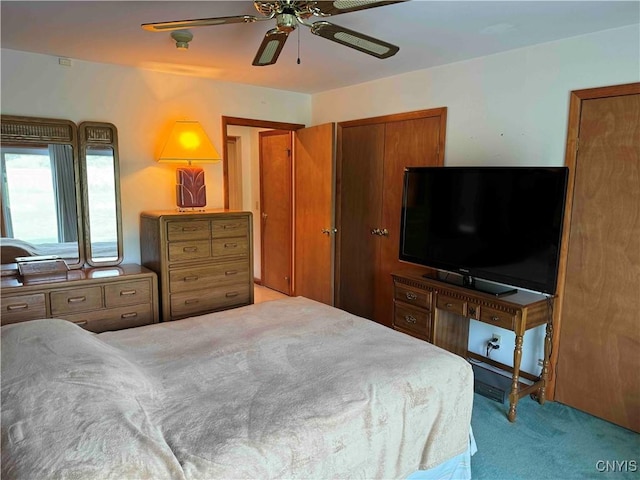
[297,27,301,65]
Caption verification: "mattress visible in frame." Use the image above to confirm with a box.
[1,296,474,479]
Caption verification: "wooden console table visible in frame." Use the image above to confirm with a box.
[392,270,554,422]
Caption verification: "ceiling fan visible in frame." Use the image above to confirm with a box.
[141,1,405,66]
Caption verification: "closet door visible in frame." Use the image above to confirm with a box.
[375,115,445,326]
[554,84,639,432]
[336,108,446,327]
[336,123,386,319]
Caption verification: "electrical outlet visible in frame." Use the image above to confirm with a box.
[491,333,501,344]
[538,359,544,367]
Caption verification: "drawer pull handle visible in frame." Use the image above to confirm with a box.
[224,243,238,248]
[7,303,28,311]
[120,289,136,296]
[404,315,417,324]
[73,320,88,326]
[68,296,86,303]
[181,227,198,232]
[446,303,453,308]
[183,276,199,282]
[491,316,500,322]
[225,291,239,298]
[121,312,138,319]
[223,224,241,229]
[405,291,417,300]
[185,299,199,305]
[225,270,238,276]
[183,247,198,253]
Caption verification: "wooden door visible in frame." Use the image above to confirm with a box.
[336,109,447,327]
[294,123,335,304]
[375,115,446,327]
[554,84,640,432]
[260,130,292,295]
[336,123,386,320]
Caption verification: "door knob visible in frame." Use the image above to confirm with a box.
[321,228,337,235]
[380,228,389,237]
[261,212,268,220]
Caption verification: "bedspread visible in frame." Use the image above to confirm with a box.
[1,296,473,479]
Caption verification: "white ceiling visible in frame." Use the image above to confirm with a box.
[1,1,638,94]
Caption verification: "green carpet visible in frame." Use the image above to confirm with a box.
[470,393,640,479]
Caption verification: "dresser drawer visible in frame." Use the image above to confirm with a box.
[61,303,154,333]
[166,220,210,242]
[168,240,211,262]
[212,217,249,238]
[394,302,431,338]
[436,294,466,316]
[212,237,249,258]
[479,306,515,330]
[104,279,152,308]
[170,283,251,319]
[1,293,47,324]
[394,283,432,309]
[169,261,250,293]
[50,286,102,315]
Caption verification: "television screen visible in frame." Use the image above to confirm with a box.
[399,166,569,295]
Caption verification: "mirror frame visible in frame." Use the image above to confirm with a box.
[78,121,123,266]
[0,115,124,269]
[0,115,85,269]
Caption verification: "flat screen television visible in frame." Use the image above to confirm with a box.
[399,166,569,296]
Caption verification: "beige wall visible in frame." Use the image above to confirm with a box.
[0,49,312,265]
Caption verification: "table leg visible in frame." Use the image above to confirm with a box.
[538,320,553,405]
[508,333,524,422]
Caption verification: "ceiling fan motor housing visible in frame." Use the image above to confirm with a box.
[276,12,298,32]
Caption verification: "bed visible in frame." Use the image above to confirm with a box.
[1,296,474,479]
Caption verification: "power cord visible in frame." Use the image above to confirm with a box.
[486,336,500,357]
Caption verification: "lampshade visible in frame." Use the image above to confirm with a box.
[158,120,221,164]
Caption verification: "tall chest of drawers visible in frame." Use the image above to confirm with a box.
[1,264,159,333]
[140,210,254,322]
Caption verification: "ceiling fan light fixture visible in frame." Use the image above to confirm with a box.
[171,30,193,50]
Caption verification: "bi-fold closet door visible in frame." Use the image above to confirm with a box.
[335,108,447,328]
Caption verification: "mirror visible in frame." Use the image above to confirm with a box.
[0,116,84,268]
[0,115,123,268]
[79,122,122,266]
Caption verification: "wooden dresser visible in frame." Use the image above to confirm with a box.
[392,270,554,422]
[140,210,254,322]
[1,264,158,333]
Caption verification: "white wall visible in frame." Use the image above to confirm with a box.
[310,24,640,373]
[0,48,311,266]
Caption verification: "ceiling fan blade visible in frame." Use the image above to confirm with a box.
[313,0,407,16]
[252,29,289,66]
[310,21,399,59]
[141,15,267,32]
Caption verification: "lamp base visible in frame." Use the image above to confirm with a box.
[176,167,206,208]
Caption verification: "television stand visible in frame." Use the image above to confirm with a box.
[393,270,554,422]
[428,273,518,297]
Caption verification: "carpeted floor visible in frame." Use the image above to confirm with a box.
[470,392,640,479]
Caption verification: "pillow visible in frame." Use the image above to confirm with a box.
[1,319,183,479]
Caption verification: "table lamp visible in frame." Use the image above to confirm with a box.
[158,120,221,209]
